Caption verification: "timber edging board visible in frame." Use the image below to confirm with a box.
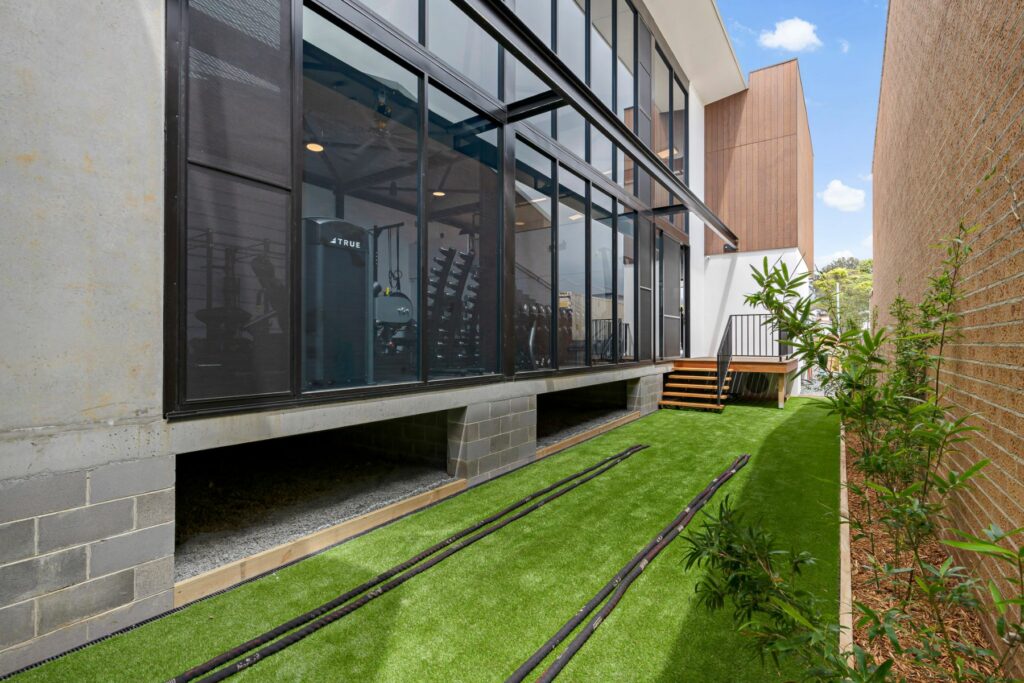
[173,479,467,606]
[535,411,641,460]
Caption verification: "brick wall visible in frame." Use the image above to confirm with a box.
[873,0,1024,670]
[0,459,175,673]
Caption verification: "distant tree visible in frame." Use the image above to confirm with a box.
[812,258,873,331]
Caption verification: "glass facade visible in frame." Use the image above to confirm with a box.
[557,168,587,368]
[425,87,501,377]
[590,189,615,364]
[169,0,697,414]
[514,141,555,372]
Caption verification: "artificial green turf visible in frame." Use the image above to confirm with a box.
[14,398,839,682]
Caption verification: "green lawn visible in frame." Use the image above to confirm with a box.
[15,398,839,682]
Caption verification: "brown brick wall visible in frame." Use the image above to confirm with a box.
[873,0,1024,670]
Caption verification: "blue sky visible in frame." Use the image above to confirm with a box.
[716,0,888,268]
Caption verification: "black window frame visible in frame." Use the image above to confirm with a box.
[164,0,709,419]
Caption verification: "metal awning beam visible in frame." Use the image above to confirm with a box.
[452,0,739,249]
[506,90,564,123]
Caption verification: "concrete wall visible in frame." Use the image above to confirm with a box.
[873,0,1023,672]
[687,86,711,357]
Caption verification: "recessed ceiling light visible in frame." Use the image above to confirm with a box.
[306,142,324,153]
[569,213,583,221]
[432,191,446,197]
[515,221,525,226]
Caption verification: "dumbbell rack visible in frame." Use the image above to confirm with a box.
[426,247,481,373]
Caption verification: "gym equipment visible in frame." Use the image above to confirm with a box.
[169,445,650,683]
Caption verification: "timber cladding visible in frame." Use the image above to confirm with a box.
[703,59,814,270]
[873,0,1024,671]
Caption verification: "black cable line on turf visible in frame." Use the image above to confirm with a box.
[170,443,649,683]
[507,453,751,683]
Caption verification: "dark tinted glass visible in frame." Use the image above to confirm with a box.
[301,9,421,390]
[662,234,681,357]
[557,168,587,368]
[369,0,419,41]
[590,190,614,364]
[427,0,500,98]
[185,167,291,400]
[557,0,586,76]
[616,0,635,126]
[514,141,555,372]
[426,87,501,377]
[672,78,687,179]
[652,49,671,164]
[188,0,291,186]
[618,210,636,360]
[615,147,635,195]
[590,0,614,110]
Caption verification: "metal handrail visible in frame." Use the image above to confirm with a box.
[715,313,790,404]
[715,317,733,405]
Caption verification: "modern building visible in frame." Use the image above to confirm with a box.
[0,0,811,672]
[873,0,1024,672]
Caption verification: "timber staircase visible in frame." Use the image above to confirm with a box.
[658,360,732,412]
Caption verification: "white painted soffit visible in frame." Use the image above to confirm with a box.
[645,0,746,104]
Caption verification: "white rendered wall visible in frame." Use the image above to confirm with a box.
[686,86,709,358]
[701,247,810,357]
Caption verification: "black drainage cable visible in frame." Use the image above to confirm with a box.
[171,444,649,683]
[509,453,751,683]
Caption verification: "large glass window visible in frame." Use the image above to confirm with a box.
[556,106,587,160]
[425,86,501,377]
[557,168,587,368]
[427,0,500,99]
[514,141,555,372]
[615,147,635,195]
[367,0,419,42]
[519,0,552,47]
[617,210,636,361]
[671,78,687,179]
[616,0,635,128]
[652,48,671,164]
[590,189,615,364]
[590,0,614,110]
[301,9,421,390]
[591,127,614,179]
[557,0,586,76]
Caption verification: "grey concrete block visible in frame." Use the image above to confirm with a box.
[135,489,175,528]
[510,396,530,413]
[463,438,489,461]
[89,523,173,578]
[37,569,133,634]
[477,418,500,439]
[463,403,490,423]
[528,395,537,410]
[87,590,172,640]
[0,471,87,524]
[458,422,479,443]
[37,499,133,554]
[490,400,511,418]
[0,621,87,677]
[476,452,501,477]
[498,415,513,434]
[509,426,530,448]
[134,556,173,599]
[89,456,173,504]
[490,433,510,452]
[0,547,86,605]
[0,519,35,565]
[0,601,35,650]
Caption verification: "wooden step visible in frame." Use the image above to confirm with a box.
[662,391,730,400]
[667,375,729,383]
[665,382,729,390]
[667,373,720,381]
[659,400,725,411]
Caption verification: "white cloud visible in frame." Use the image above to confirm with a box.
[839,39,850,53]
[818,179,866,212]
[859,172,873,182]
[819,250,855,265]
[758,18,824,52]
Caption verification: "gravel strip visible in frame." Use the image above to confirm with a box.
[175,462,454,582]
[536,408,634,449]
